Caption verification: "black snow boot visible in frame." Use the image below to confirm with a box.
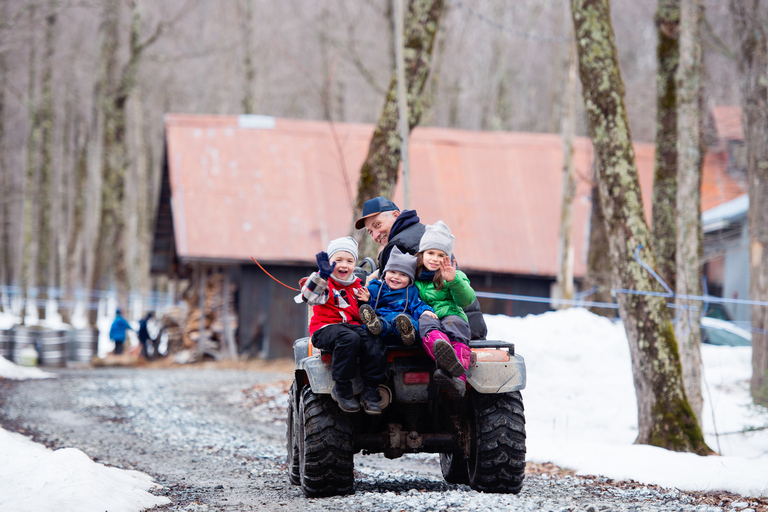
[331,382,360,413]
[433,369,466,398]
[360,386,383,415]
[359,304,383,335]
[394,314,417,345]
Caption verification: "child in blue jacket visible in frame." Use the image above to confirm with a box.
[355,247,436,345]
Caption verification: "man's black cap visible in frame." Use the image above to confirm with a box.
[354,197,399,229]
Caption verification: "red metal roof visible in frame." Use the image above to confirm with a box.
[711,105,744,142]
[163,114,736,278]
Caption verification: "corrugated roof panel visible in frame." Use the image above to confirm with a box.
[163,115,737,278]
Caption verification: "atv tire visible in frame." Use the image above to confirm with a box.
[440,452,469,484]
[298,386,354,497]
[286,381,300,485]
[468,391,526,493]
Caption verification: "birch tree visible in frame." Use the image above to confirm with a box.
[731,0,768,406]
[570,0,710,453]
[555,20,578,307]
[675,0,705,422]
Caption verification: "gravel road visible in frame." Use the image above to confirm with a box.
[0,364,760,512]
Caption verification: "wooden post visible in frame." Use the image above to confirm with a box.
[222,267,237,359]
[198,264,206,356]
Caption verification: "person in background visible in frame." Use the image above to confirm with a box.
[137,312,154,359]
[109,309,134,355]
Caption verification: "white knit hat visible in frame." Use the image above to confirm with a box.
[327,236,358,260]
[418,221,454,258]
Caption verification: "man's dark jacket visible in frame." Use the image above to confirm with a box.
[378,210,487,340]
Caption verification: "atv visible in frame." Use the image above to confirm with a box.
[286,261,527,497]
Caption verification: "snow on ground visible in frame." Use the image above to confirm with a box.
[1,308,767,511]
[0,427,170,512]
[484,308,768,497]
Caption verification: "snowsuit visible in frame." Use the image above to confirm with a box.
[109,315,133,355]
[297,272,386,391]
[365,278,433,345]
[415,269,476,379]
[381,210,487,340]
[137,315,153,359]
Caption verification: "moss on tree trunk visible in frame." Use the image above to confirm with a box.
[570,0,710,454]
[650,0,679,291]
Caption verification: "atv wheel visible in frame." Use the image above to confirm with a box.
[440,452,469,484]
[298,386,354,497]
[286,381,300,485]
[468,391,526,493]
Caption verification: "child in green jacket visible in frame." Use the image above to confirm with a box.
[414,221,476,398]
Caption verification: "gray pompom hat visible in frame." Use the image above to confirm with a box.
[384,246,417,283]
[418,220,455,258]
[327,236,358,260]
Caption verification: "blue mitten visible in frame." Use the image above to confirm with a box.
[316,251,336,279]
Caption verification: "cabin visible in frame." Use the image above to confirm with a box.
[151,113,743,358]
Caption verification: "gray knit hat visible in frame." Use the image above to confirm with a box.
[384,246,417,283]
[327,236,358,260]
[419,221,455,258]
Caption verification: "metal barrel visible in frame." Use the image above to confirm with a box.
[38,330,68,367]
[69,328,98,363]
[0,330,13,360]
[12,327,39,366]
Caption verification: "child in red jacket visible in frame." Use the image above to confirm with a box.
[296,236,386,415]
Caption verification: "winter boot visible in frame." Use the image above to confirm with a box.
[395,314,417,346]
[433,339,466,378]
[454,342,472,374]
[359,304,382,335]
[331,382,360,413]
[360,386,383,415]
[422,329,450,359]
[433,369,466,398]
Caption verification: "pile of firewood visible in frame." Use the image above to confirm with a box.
[164,272,238,361]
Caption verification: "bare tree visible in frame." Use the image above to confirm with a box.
[675,0,705,422]
[239,0,255,114]
[731,0,768,406]
[352,0,445,258]
[555,12,578,308]
[21,3,41,325]
[570,0,710,453]
[651,0,679,290]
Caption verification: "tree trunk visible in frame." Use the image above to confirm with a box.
[570,0,710,454]
[36,1,58,320]
[239,0,255,114]
[0,20,7,312]
[352,0,445,258]
[651,0,679,291]
[585,176,616,317]
[555,28,578,307]
[675,0,705,423]
[22,4,40,325]
[731,0,768,406]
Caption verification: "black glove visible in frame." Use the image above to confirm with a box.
[316,251,336,279]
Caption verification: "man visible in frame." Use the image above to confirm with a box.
[355,196,487,340]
